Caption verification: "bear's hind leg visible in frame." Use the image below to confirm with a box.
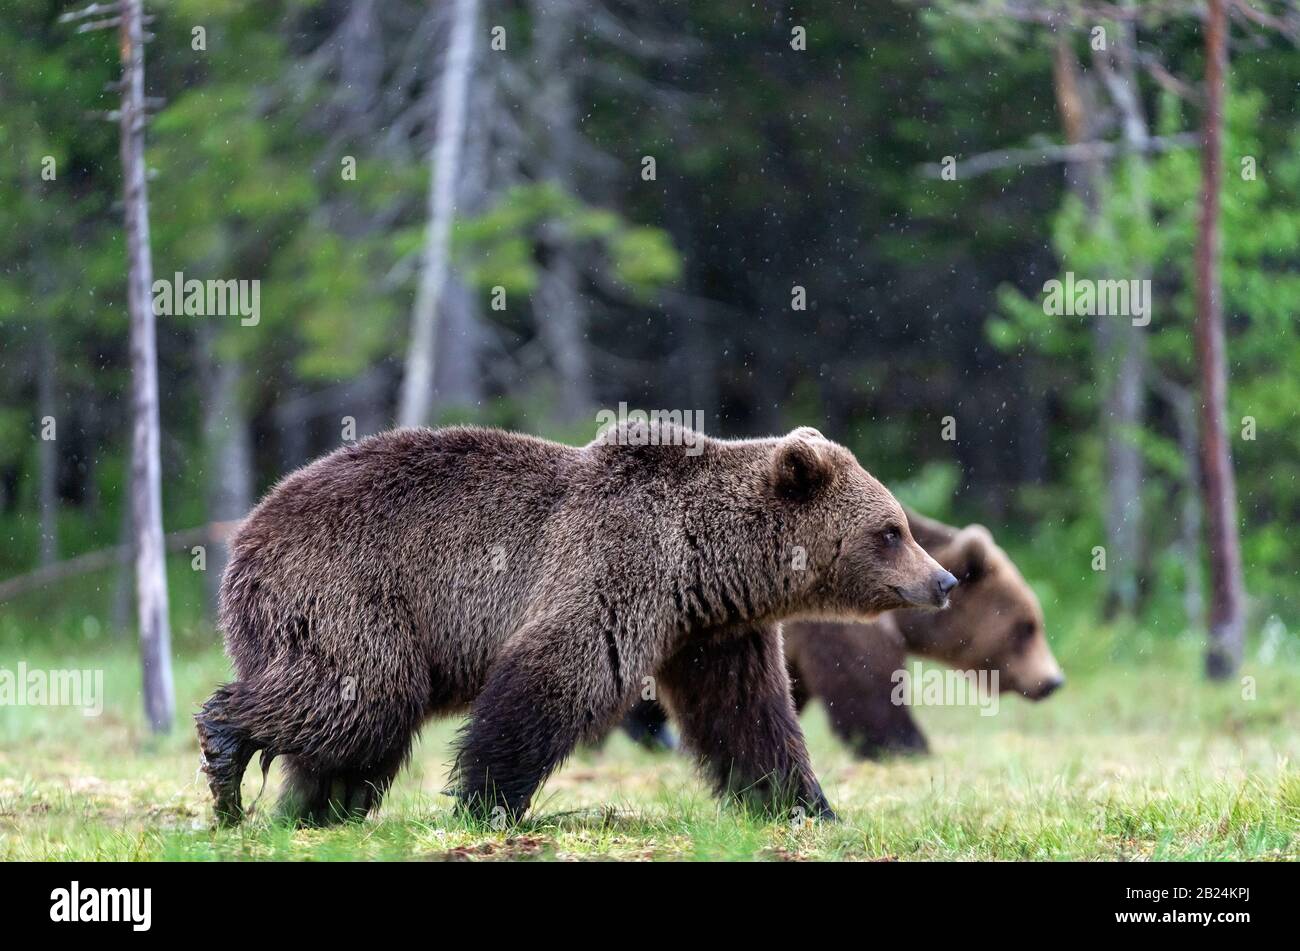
[196,684,259,827]
[277,742,411,827]
[269,604,428,826]
[276,758,366,826]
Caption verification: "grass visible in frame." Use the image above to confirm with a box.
[2,611,1297,862]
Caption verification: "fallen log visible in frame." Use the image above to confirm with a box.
[0,520,240,603]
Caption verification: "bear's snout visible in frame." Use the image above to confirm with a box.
[892,568,958,609]
[933,569,959,607]
[1024,673,1065,701]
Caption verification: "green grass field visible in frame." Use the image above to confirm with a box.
[2,604,1297,861]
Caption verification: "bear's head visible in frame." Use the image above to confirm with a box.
[766,428,958,620]
[897,518,1064,700]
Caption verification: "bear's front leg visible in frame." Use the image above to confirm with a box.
[659,623,835,822]
[452,616,630,823]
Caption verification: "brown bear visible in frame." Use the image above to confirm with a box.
[196,422,956,826]
[622,509,1063,758]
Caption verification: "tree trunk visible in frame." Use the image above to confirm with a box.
[533,247,592,423]
[397,0,480,428]
[664,185,716,434]
[1054,31,1150,618]
[435,274,484,409]
[433,72,492,414]
[36,328,58,566]
[199,325,253,610]
[1195,0,1247,679]
[1052,38,1101,205]
[1017,358,1048,485]
[341,0,382,129]
[1152,373,1205,633]
[111,488,135,639]
[276,382,310,474]
[120,0,175,733]
[531,0,593,425]
[1096,317,1146,617]
[1093,22,1149,618]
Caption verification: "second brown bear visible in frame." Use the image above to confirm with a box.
[623,510,1063,757]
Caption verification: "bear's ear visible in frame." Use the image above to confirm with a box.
[769,435,831,502]
[945,525,994,584]
[904,507,959,552]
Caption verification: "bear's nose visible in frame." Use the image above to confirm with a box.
[1034,674,1065,700]
[935,570,958,598]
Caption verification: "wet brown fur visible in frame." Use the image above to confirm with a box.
[196,422,951,826]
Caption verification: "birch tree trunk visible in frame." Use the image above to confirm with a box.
[120,0,175,733]
[397,0,480,428]
[1196,0,1247,678]
[433,75,492,412]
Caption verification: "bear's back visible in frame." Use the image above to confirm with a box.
[219,427,581,682]
[230,426,573,552]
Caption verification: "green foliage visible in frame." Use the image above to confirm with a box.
[456,182,680,298]
[891,461,961,522]
[985,88,1300,615]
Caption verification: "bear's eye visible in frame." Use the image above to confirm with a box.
[1014,620,1037,646]
[881,527,900,548]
